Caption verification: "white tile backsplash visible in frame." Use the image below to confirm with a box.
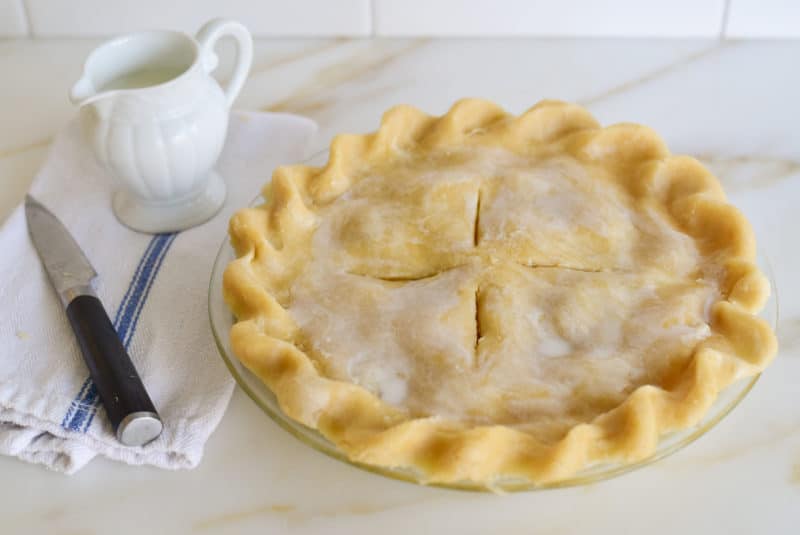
[373,0,726,37]
[2,0,797,38]
[0,0,27,36]
[24,0,370,37]
[725,0,800,38]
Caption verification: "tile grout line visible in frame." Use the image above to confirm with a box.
[719,0,732,40]
[368,0,377,37]
[16,0,31,37]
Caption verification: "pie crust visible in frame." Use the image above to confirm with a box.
[223,99,777,487]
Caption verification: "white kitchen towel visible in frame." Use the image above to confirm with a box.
[0,111,317,473]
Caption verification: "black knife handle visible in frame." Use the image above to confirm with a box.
[65,294,162,446]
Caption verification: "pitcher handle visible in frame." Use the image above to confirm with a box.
[196,18,253,108]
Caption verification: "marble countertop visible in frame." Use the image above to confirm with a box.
[1,37,798,534]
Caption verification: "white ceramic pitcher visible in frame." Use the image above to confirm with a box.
[70,18,253,233]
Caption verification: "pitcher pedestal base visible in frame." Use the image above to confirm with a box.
[112,172,226,234]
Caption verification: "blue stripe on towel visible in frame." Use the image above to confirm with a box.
[61,232,177,433]
[79,232,177,432]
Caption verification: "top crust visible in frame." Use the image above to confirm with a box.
[224,99,777,487]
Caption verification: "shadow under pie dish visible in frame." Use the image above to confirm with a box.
[220,99,778,489]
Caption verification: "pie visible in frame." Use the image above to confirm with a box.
[223,99,777,487]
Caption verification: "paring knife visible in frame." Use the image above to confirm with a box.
[25,195,162,447]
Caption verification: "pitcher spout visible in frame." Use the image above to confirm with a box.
[69,76,96,105]
[70,76,118,121]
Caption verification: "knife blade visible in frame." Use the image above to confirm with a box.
[25,195,162,447]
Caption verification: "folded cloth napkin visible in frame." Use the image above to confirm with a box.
[0,111,317,473]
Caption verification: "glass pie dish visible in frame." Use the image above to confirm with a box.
[208,155,779,492]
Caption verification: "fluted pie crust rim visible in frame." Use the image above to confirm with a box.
[223,99,777,487]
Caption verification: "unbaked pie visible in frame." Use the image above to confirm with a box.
[223,99,777,487]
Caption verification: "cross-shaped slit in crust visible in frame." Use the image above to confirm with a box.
[330,176,642,378]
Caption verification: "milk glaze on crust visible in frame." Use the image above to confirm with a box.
[223,99,777,487]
